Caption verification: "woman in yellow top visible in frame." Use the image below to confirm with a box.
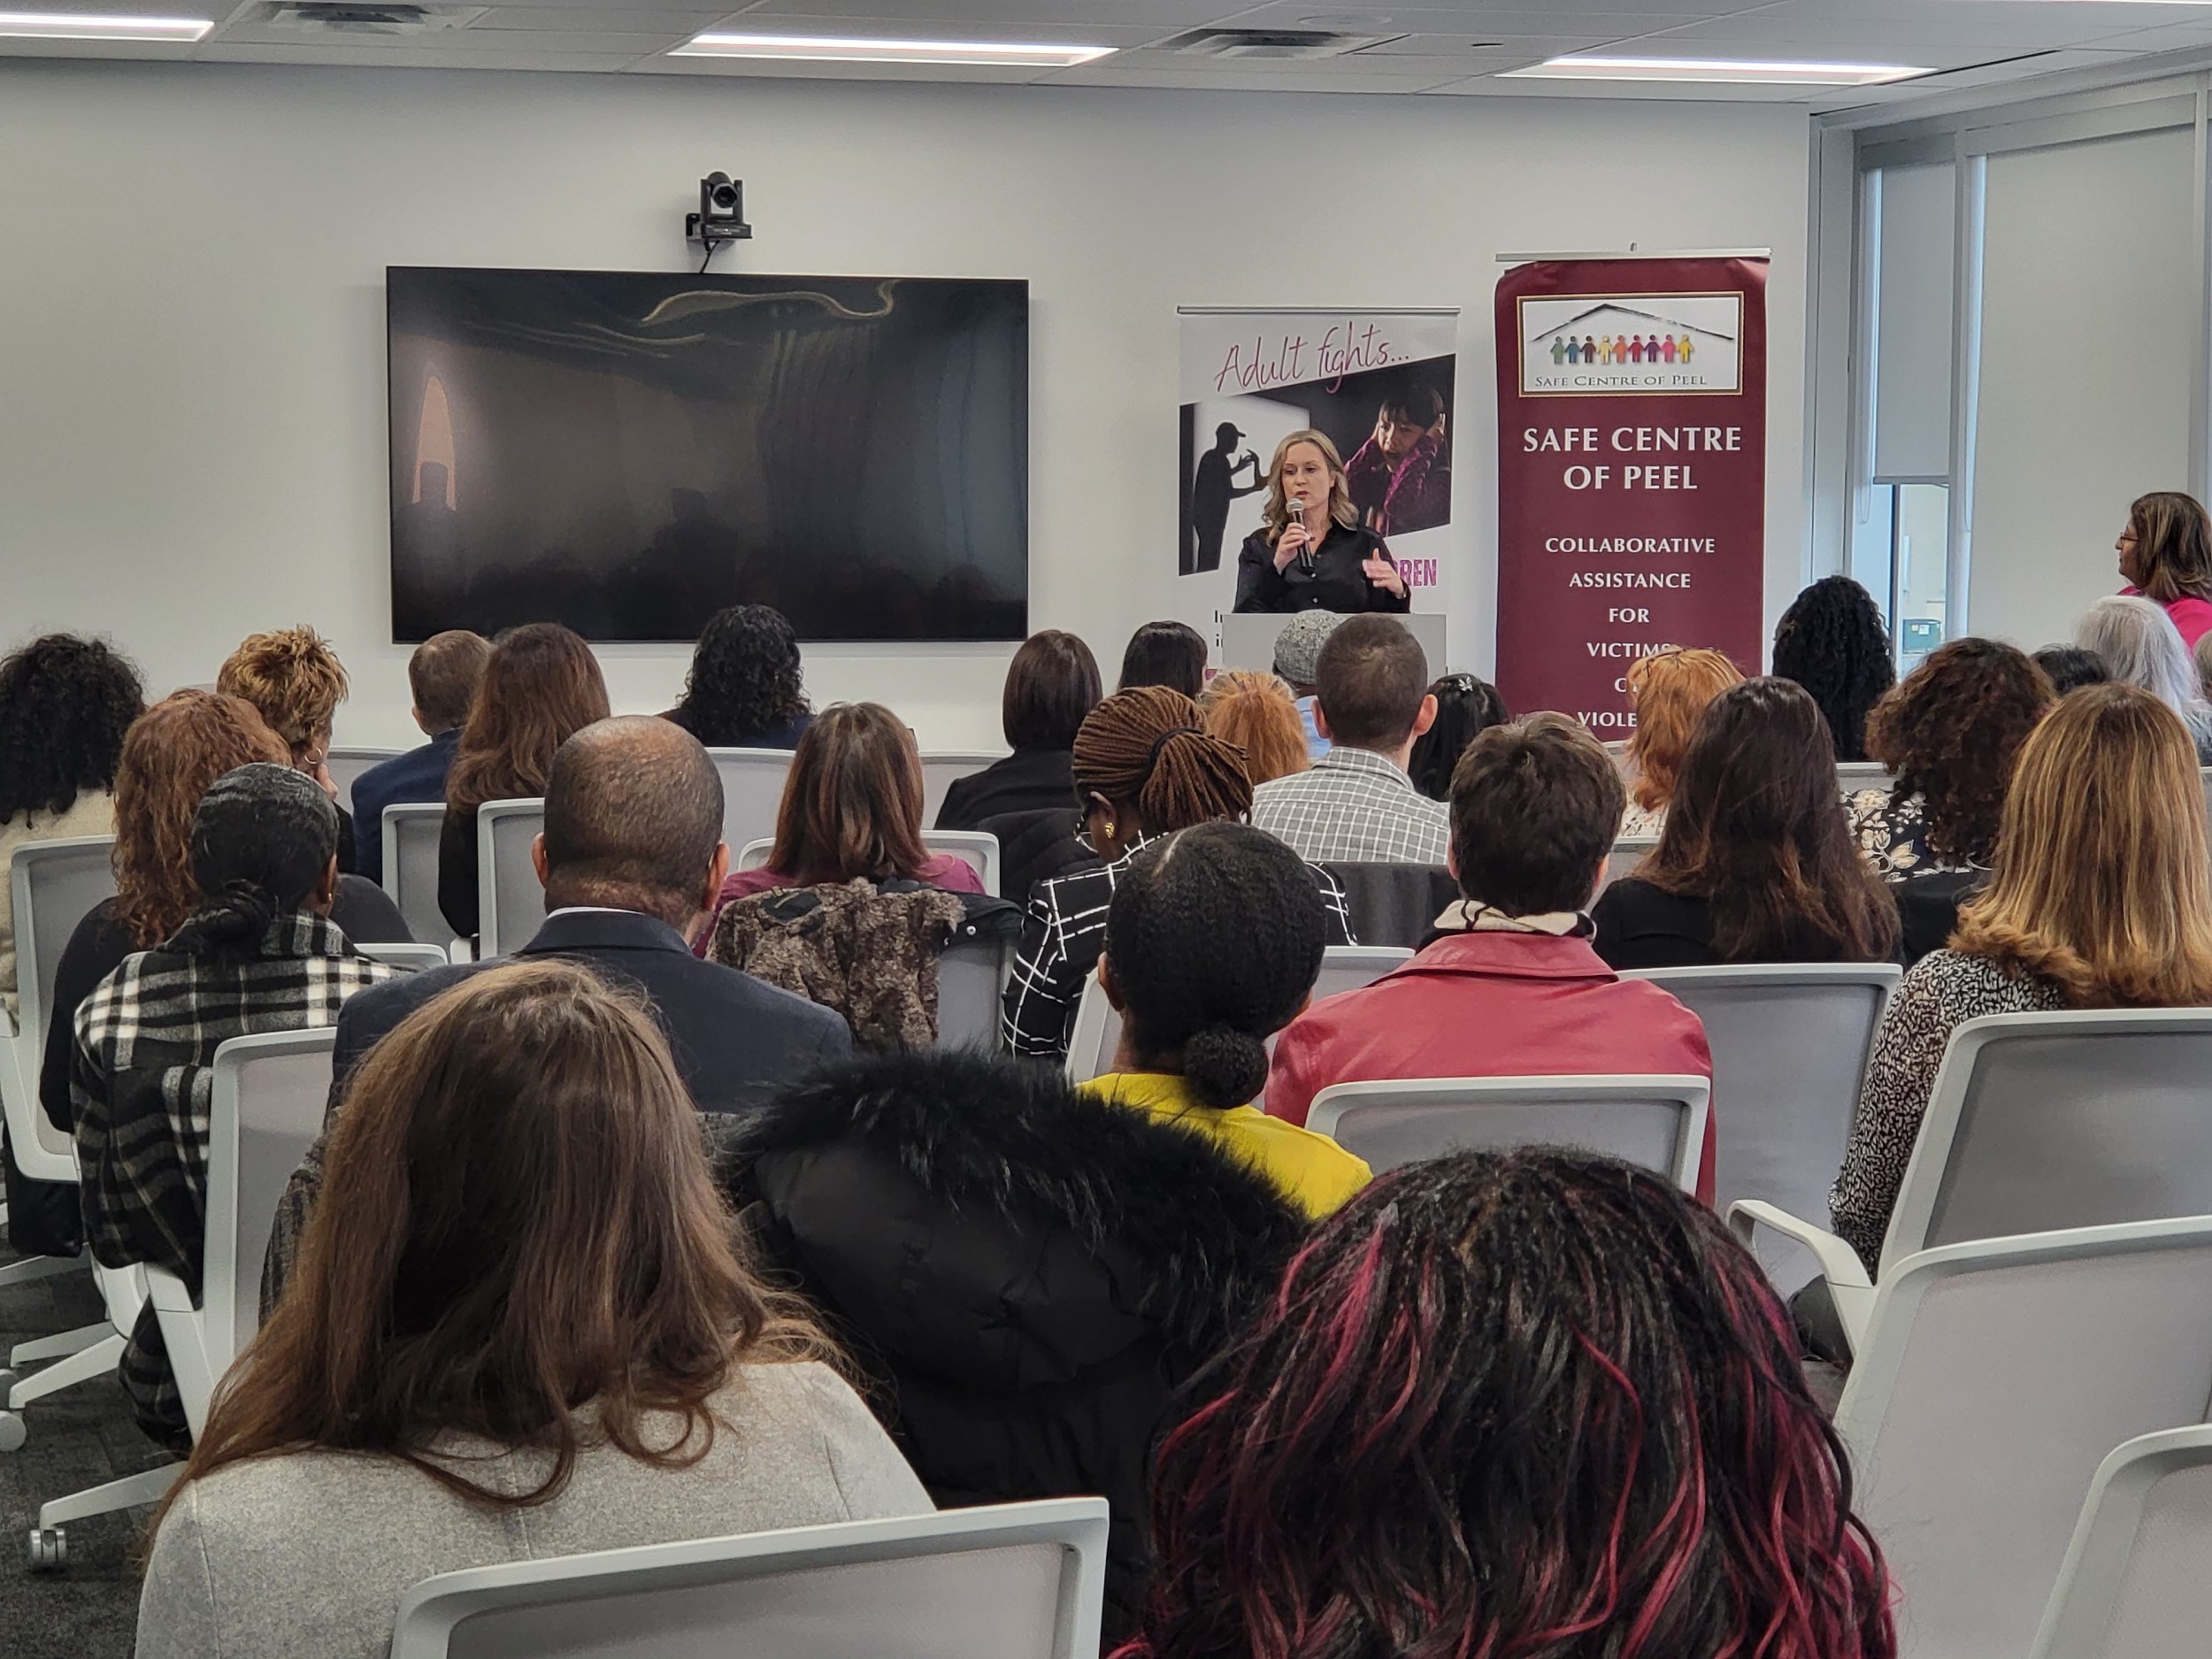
[1079,821,1371,1218]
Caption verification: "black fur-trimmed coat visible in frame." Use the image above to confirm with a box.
[718,1048,1311,1643]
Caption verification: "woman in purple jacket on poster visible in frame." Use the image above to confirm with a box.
[1344,384,1452,536]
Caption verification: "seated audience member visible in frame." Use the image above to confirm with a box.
[2074,593,2212,761]
[2197,629,2212,704]
[1197,669,1309,787]
[2116,488,2212,649]
[706,702,985,911]
[934,629,1100,830]
[347,630,489,879]
[1118,619,1207,698]
[1618,647,1742,838]
[1250,615,1448,864]
[138,962,927,1659]
[662,603,814,749]
[1118,1150,1895,1659]
[73,764,397,1448]
[1594,679,1900,972]
[2033,643,2110,695]
[217,626,361,873]
[1271,608,1347,762]
[730,1048,1310,1640]
[1832,682,2212,1271]
[1851,639,2055,964]
[1267,715,1716,1201]
[1770,575,1896,761]
[1405,671,1509,802]
[1086,824,1370,1217]
[1002,687,1353,1060]
[0,634,142,1020]
[438,623,611,941]
[41,694,409,1139]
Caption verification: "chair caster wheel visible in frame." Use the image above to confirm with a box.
[0,1413,25,1454]
[27,1527,64,1571]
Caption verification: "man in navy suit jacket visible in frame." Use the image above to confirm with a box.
[332,715,851,1113]
[349,631,490,879]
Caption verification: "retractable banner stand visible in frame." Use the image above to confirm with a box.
[1178,308,1459,618]
[1492,257,1767,729]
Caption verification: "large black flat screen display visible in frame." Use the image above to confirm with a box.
[388,267,1029,642]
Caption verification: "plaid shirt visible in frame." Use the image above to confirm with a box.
[1249,745,1451,865]
[1001,836,1356,1060]
[72,911,395,1445]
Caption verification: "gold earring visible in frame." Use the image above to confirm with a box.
[1102,819,1117,838]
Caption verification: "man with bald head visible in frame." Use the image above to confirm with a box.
[327,716,850,1113]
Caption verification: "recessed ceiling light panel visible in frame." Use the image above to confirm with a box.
[672,31,1115,68]
[1502,54,1928,86]
[0,9,212,38]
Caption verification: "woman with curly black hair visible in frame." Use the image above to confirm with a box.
[664,605,812,749]
[1851,639,2056,964]
[0,634,142,1018]
[1770,576,1896,762]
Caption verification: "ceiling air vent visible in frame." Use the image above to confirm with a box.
[240,1,486,34]
[1160,27,1402,60]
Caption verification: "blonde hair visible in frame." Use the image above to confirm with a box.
[1260,430,1359,545]
[1953,682,2212,1007]
[1200,670,1310,787]
[1624,649,1744,812]
[216,626,349,759]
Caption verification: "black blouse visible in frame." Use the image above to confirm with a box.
[1233,523,1410,615]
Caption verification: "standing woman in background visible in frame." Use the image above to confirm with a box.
[2116,490,2212,649]
[664,604,813,750]
[1233,431,1410,615]
[1770,576,1895,762]
[438,624,611,941]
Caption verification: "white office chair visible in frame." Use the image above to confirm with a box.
[1835,1218,2212,1659]
[706,748,796,859]
[324,746,403,815]
[474,799,548,960]
[382,803,457,950]
[1834,761,1895,794]
[2032,1424,2212,1659]
[1624,962,1899,1289]
[390,1498,1110,1659]
[1308,1074,1710,1191]
[734,831,1002,898]
[1599,837,1657,895]
[354,941,450,973]
[1732,1007,2212,1357]
[920,750,1008,827]
[937,933,1010,1051]
[1061,946,1409,1086]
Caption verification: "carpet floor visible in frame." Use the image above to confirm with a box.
[0,1251,165,1659]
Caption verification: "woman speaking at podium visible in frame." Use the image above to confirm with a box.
[1233,430,1411,615]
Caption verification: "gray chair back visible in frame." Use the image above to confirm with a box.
[1837,1220,2212,1659]
[390,1499,1111,1659]
[936,935,1006,1050]
[1601,838,1657,895]
[1624,962,1899,1287]
[325,746,402,815]
[1884,1010,2212,1271]
[1835,761,1895,794]
[1308,1073,1710,1191]
[6,835,116,1172]
[355,941,449,973]
[204,1030,336,1367]
[920,751,1007,827]
[1321,863,1455,949]
[2032,1424,2212,1659]
[706,748,795,860]
[474,799,547,961]
[383,804,457,949]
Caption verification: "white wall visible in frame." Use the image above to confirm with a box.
[0,60,1811,748]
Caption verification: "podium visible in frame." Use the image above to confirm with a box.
[1216,611,1448,681]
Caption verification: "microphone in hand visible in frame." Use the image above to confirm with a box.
[1286,497,1317,576]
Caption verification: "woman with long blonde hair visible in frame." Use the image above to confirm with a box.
[135,960,929,1659]
[1620,648,1743,837]
[1232,429,1410,616]
[1199,669,1310,787]
[1831,682,2212,1270]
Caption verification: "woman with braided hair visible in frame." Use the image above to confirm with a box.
[1001,687,1354,1059]
[1085,824,1369,1217]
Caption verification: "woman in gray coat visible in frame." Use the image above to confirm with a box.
[134,958,929,1659]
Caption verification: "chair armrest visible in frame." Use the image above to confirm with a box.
[1726,1201,1872,1292]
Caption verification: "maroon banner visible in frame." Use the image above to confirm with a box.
[1493,257,1767,731]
